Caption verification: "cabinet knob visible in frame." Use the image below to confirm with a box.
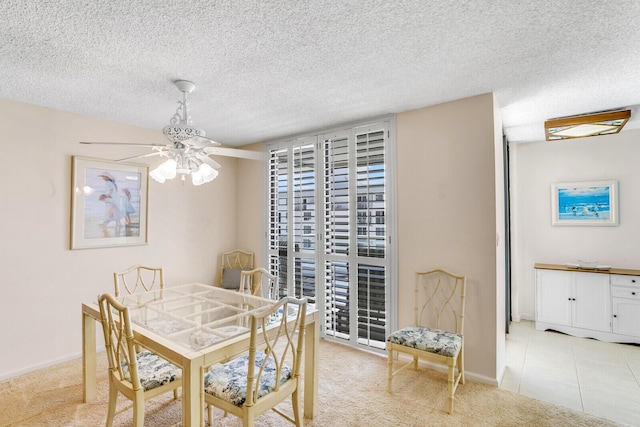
[633,292,637,296]
[614,314,617,318]
[632,279,636,283]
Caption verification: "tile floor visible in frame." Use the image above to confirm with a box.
[501,320,640,426]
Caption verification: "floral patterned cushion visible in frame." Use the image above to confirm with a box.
[387,326,462,357]
[121,350,181,391]
[203,352,292,407]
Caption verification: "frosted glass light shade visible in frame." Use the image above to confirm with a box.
[199,163,218,182]
[191,170,203,186]
[158,159,177,179]
[192,163,218,186]
[150,159,178,183]
[149,167,166,183]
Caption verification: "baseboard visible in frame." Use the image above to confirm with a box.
[393,353,499,387]
[0,346,106,382]
[0,353,80,382]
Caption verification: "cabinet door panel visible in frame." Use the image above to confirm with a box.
[613,298,640,336]
[572,272,611,332]
[536,270,571,325]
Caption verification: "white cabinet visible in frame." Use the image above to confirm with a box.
[536,269,610,333]
[535,265,640,343]
[536,269,572,326]
[611,274,640,337]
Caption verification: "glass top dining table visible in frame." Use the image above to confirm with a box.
[81,283,319,426]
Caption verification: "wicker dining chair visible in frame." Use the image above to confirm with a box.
[98,293,182,426]
[386,269,467,414]
[218,250,254,289]
[113,265,165,297]
[239,267,278,299]
[203,296,307,426]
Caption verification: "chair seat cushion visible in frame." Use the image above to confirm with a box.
[222,268,250,289]
[387,326,462,357]
[203,351,292,407]
[122,350,181,391]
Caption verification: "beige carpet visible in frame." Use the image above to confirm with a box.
[0,340,619,427]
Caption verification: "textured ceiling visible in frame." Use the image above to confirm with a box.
[1,0,639,146]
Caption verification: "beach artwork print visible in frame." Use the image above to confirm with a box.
[83,168,141,238]
[551,180,618,226]
[71,157,148,249]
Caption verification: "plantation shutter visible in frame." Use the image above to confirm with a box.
[266,119,395,352]
[355,126,388,348]
[322,131,351,339]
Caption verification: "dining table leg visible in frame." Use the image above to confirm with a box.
[303,312,319,418]
[182,356,204,426]
[82,310,97,402]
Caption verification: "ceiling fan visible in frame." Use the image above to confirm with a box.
[80,80,265,186]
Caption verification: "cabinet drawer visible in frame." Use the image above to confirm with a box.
[610,275,640,287]
[612,286,640,300]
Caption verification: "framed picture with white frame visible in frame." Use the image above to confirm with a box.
[551,180,618,226]
[70,156,149,249]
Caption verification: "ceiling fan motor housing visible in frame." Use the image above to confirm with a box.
[163,124,206,144]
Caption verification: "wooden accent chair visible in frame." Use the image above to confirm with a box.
[204,296,307,426]
[98,293,182,426]
[386,269,467,414]
[239,267,278,299]
[113,265,165,297]
[219,250,255,290]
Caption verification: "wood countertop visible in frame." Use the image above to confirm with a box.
[534,263,640,276]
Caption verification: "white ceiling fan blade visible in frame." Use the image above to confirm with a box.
[115,151,164,163]
[196,154,221,169]
[80,141,170,147]
[203,146,267,161]
[182,135,221,149]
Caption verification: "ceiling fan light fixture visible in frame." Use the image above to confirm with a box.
[159,158,178,179]
[545,110,631,141]
[197,163,219,184]
[149,168,166,183]
[150,158,178,183]
[191,164,218,186]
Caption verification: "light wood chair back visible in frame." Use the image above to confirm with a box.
[414,269,466,334]
[387,269,466,414]
[204,296,307,426]
[239,267,278,299]
[113,265,164,297]
[218,250,254,287]
[98,293,182,426]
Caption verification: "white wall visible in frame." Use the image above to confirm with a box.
[510,129,640,321]
[237,93,505,382]
[0,99,241,379]
[396,93,502,382]
[236,142,267,267]
[1,94,506,385]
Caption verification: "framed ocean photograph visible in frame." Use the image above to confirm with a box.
[551,180,618,226]
[71,156,149,249]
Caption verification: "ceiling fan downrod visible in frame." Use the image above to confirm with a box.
[162,80,206,145]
